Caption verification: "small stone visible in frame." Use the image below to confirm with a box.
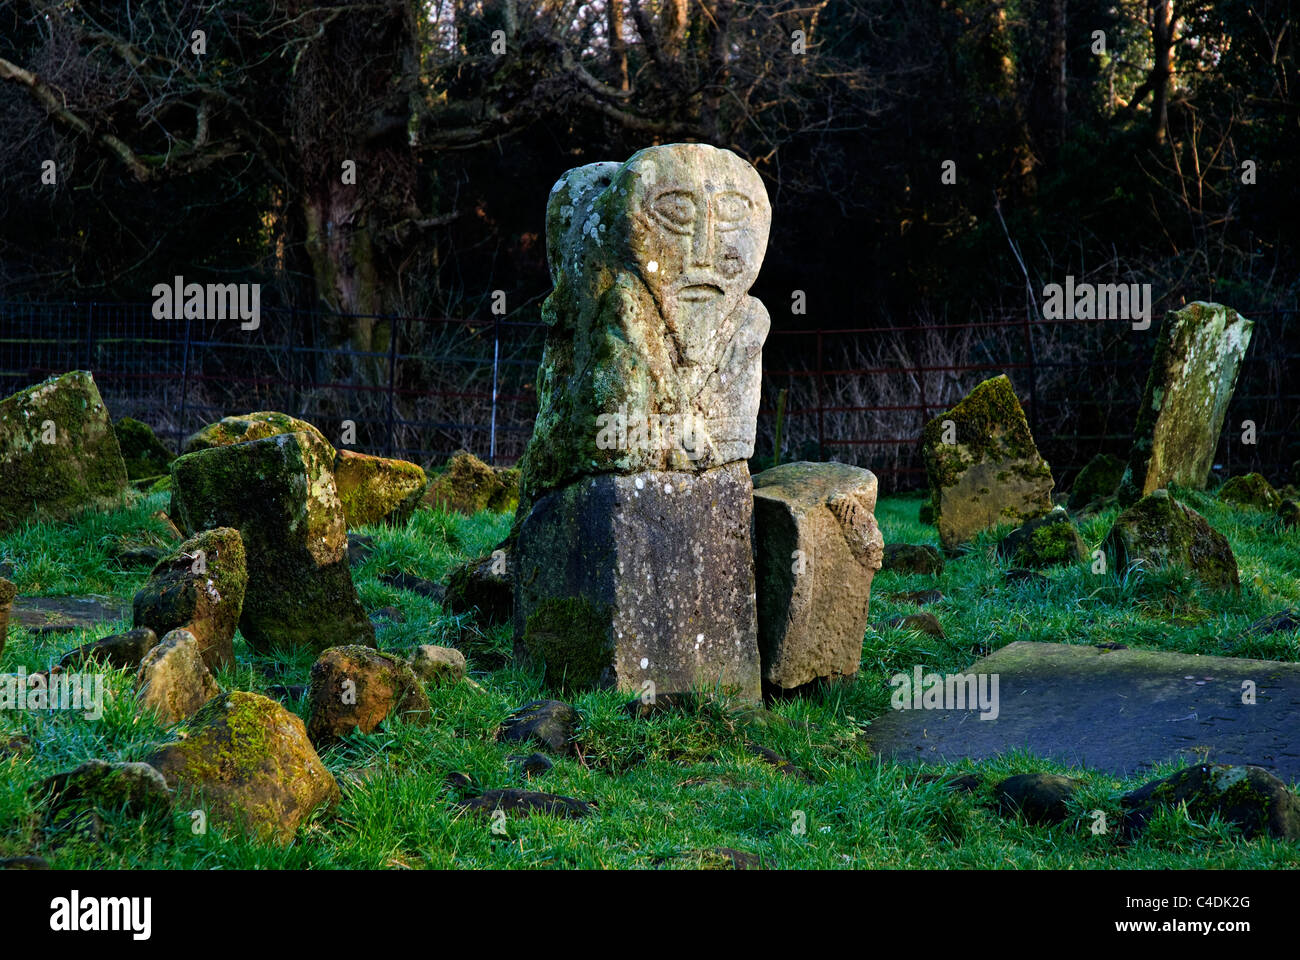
[880,544,945,576]
[455,788,593,819]
[1277,499,1299,530]
[1105,489,1239,591]
[422,451,519,515]
[114,417,174,480]
[994,773,1079,825]
[508,753,554,778]
[306,645,431,745]
[34,760,173,831]
[1068,452,1125,509]
[443,552,512,625]
[334,450,427,528]
[996,506,1088,568]
[1121,764,1300,840]
[109,543,168,567]
[135,628,221,725]
[408,645,466,685]
[60,627,159,672]
[497,699,578,755]
[182,411,332,455]
[882,612,945,638]
[1218,473,1281,511]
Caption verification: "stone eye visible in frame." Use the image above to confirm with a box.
[651,191,696,232]
[714,192,751,228]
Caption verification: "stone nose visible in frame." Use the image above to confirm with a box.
[689,199,714,268]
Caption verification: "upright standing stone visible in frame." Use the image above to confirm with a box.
[1118,302,1254,504]
[513,143,772,702]
[0,371,128,533]
[169,431,374,654]
[921,375,1054,552]
[751,462,884,693]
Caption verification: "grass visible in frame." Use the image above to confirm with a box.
[1,485,1298,869]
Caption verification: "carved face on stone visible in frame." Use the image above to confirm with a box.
[616,144,771,363]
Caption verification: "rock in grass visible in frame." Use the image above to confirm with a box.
[1068,452,1125,509]
[182,410,333,456]
[114,417,174,480]
[497,700,578,755]
[920,375,1055,551]
[1218,472,1281,511]
[0,577,13,659]
[305,645,430,745]
[1118,303,1254,504]
[881,543,945,575]
[408,644,466,685]
[170,431,374,654]
[132,527,246,672]
[882,612,946,638]
[994,773,1079,825]
[456,788,593,819]
[34,760,173,832]
[333,449,427,528]
[443,552,512,625]
[1121,764,1300,840]
[997,506,1088,568]
[1279,499,1300,529]
[421,450,518,515]
[60,627,158,672]
[508,753,554,778]
[146,691,340,845]
[1104,489,1239,591]
[0,371,128,534]
[135,629,221,726]
[751,461,884,693]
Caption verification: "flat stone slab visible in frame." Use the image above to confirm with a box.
[865,641,1300,782]
[11,596,130,635]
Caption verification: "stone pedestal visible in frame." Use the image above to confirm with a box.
[514,462,761,702]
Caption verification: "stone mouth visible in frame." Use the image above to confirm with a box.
[678,284,724,302]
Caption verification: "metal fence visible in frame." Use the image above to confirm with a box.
[1,301,1295,490]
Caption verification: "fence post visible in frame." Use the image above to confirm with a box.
[386,315,398,458]
[489,316,500,466]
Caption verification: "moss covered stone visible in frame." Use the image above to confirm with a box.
[444,551,513,625]
[1068,452,1124,509]
[421,450,518,515]
[880,543,945,575]
[997,506,1088,568]
[1118,303,1254,504]
[134,628,221,726]
[1218,472,1281,511]
[1105,489,1239,591]
[183,411,334,457]
[1279,499,1300,530]
[114,417,174,480]
[146,691,340,846]
[333,449,427,528]
[0,370,128,533]
[169,431,374,654]
[1121,764,1300,840]
[132,527,246,672]
[305,645,431,745]
[921,375,1054,551]
[521,596,613,692]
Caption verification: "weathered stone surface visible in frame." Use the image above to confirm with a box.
[994,773,1079,825]
[921,375,1054,551]
[0,577,13,659]
[881,543,945,575]
[1068,452,1124,509]
[1218,472,1281,511]
[866,641,1300,781]
[135,629,221,725]
[408,644,466,685]
[1279,499,1300,529]
[334,449,427,528]
[996,506,1088,568]
[509,753,554,778]
[421,450,518,515]
[497,699,579,755]
[444,551,512,624]
[751,461,883,691]
[513,462,761,701]
[114,417,174,480]
[305,645,430,745]
[35,759,172,827]
[10,595,129,635]
[146,691,339,845]
[132,527,246,672]
[1105,489,1238,590]
[1121,764,1300,840]
[170,431,375,654]
[516,143,772,511]
[60,627,158,671]
[1118,303,1254,504]
[0,371,128,533]
[182,410,333,456]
